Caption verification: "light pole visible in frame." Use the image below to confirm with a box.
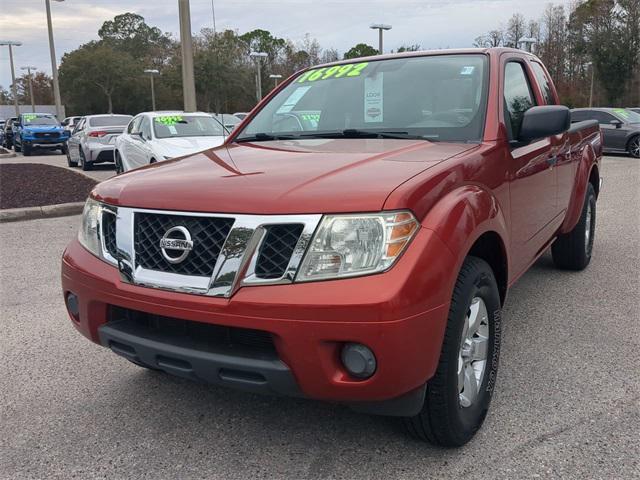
[45,0,64,119]
[518,37,537,53]
[269,74,282,89]
[144,69,160,111]
[0,40,22,117]
[370,24,392,54]
[178,0,197,112]
[21,66,37,113]
[585,62,595,107]
[249,51,268,102]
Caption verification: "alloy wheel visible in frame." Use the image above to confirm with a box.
[458,296,490,408]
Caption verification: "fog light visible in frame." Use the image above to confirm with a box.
[341,343,376,379]
[66,292,79,320]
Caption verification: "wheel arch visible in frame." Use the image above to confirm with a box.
[419,184,510,305]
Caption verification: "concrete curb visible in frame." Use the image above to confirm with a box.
[0,201,84,223]
[0,150,17,158]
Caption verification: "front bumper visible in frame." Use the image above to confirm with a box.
[23,136,66,147]
[61,227,454,413]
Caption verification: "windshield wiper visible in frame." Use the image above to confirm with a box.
[298,129,430,140]
[235,132,299,143]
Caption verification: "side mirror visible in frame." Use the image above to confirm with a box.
[610,119,622,128]
[518,106,570,143]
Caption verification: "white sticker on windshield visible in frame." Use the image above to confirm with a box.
[277,86,312,113]
[168,125,177,134]
[460,66,475,75]
[364,73,383,123]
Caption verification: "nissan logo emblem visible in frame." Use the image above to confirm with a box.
[159,226,194,264]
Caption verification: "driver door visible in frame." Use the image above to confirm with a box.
[504,59,558,276]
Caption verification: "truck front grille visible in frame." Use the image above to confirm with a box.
[255,224,304,279]
[134,212,234,277]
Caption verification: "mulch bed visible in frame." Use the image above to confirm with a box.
[0,163,97,209]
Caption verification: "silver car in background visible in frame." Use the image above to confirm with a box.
[67,114,132,171]
[62,116,82,134]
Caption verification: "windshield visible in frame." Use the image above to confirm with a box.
[23,114,59,126]
[153,115,226,139]
[614,108,640,123]
[89,115,132,127]
[237,54,488,143]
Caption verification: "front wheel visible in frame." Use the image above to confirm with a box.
[628,135,640,158]
[403,256,502,447]
[551,183,596,270]
[22,144,31,156]
[14,140,21,153]
[114,151,123,174]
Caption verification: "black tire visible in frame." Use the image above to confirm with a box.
[628,135,640,158]
[114,151,123,174]
[60,144,68,155]
[66,147,78,167]
[551,183,596,270]
[79,148,92,171]
[22,144,31,156]
[403,256,502,447]
[14,140,21,153]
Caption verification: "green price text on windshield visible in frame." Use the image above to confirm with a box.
[23,114,38,122]
[297,62,369,83]
[155,115,183,126]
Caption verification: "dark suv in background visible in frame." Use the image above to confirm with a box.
[571,107,640,158]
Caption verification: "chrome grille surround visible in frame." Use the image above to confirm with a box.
[98,205,321,298]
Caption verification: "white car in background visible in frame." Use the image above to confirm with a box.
[115,111,228,173]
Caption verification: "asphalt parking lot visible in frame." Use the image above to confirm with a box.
[1,155,639,479]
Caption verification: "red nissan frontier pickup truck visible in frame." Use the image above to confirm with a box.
[62,48,602,446]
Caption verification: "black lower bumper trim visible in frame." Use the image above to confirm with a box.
[98,321,303,398]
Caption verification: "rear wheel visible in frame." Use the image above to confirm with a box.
[79,148,92,171]
[13,140,21,153]
[628,135,640,158]
[552,183,596,270]
[403,256,502,447]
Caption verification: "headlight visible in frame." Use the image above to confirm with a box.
[78,197,102,257]
[296,211,419,281]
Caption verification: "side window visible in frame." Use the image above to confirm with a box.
[128,116,142,134]
[571,110,589,123]
[592,111,616,125]
[141,117,152,140]
[504,61,536,140]
[530,62,555,105]
[73,118,85,134]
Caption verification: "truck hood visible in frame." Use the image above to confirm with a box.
[94,139,476,214]
[22,125,64,134]
[155,136,227,158]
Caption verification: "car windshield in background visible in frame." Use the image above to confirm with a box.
[89,116,132,127]
[238,54,489,143]
[23,114,59,126]
[153,115,226,139]
[615,108,640,123]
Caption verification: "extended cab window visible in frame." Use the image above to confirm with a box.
[503,62,536,139]
[238,54,489,143]
[530,61,555,105]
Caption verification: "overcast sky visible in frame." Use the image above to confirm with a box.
[0,0,573,89]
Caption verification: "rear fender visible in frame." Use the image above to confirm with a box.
[420,185,510,292]
[560,142,597,234]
